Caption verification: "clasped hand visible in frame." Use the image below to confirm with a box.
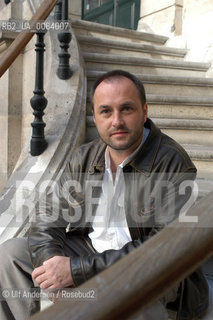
[32,256,73,290]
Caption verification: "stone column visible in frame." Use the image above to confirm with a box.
[0,70,9,192]
[68,0,82,19]
[0,1,23,192]
[137,0,183,37]
[0,52,23,192]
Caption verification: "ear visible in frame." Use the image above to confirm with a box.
[92,109,96,125]
[143,103,148,123]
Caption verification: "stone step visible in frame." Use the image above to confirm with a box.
[76,35,187,61]
[87,70,213,98]
[75,20,213,197]
[71,18,168,45]
[196,179,213,199]
[153,118,213,147]
[153,118,213,129]
[83,52,210,77]
[183,145,213,182]
[183,144,213,161]
[86,91,213,120]
[86,115,213,146]
[147,95,213,120]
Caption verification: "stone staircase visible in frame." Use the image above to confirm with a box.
[71,21,213,319]
[72,19,213,198]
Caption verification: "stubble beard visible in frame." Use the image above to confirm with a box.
[98,125,144,151]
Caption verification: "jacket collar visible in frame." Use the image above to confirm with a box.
[89,118,162,176]
[129,118,162,176]
[88,142,106,174]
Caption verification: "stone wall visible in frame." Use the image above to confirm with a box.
[182,0,213,65]
[137,0,183,37]
[0,69,9,191]
[69,0,81,19]
[137,0,213,75]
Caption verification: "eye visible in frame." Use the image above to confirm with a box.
[122,105,133,112]
[100,108,111,115]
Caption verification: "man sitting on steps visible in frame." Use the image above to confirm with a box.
[0,70,209,320]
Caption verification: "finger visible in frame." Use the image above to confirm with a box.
[34,273,48,286]
[32,266,45,279]
[40,280,53,290]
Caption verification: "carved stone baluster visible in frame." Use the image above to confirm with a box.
[30,32,48,156]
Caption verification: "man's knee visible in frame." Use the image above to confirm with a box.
[0,237,29,269]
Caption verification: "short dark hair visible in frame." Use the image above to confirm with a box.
[90,70,146,109]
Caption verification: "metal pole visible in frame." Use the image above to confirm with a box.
[56,0,72,80]
[54,0,62,20]
[30,32,48,156]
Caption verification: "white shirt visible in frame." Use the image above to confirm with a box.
[89,128,150,253]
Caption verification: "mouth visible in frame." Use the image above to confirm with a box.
[111,131,128,136]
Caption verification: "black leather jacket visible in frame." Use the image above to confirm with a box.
[28,118,208,318]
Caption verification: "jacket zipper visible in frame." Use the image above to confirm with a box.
[83,236,97,254]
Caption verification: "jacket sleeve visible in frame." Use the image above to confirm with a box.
[28,195,69,268]
[70,239,142,286]
[28,160,80,267]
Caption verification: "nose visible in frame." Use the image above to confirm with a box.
[112,111,124,128]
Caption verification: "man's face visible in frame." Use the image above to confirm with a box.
[93,76,148,155]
